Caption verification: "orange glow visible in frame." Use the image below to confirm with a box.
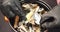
[4,16,9,22]
[14,15,19,28]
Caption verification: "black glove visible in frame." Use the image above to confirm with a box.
[41,5,60,29]
[0,0,26,20]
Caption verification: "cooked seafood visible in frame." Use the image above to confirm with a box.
[15,3,47,32]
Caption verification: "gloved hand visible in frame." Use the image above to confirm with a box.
[0,0,26,20]
[41,5,60,29]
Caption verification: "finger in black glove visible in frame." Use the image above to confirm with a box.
[0,0,26,20]
[41,5,60,29]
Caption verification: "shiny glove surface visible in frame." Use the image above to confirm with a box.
[41,5,60,29]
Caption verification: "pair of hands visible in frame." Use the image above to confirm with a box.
[0,0,60,30]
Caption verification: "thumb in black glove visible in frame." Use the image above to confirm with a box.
[41,5,60,29]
